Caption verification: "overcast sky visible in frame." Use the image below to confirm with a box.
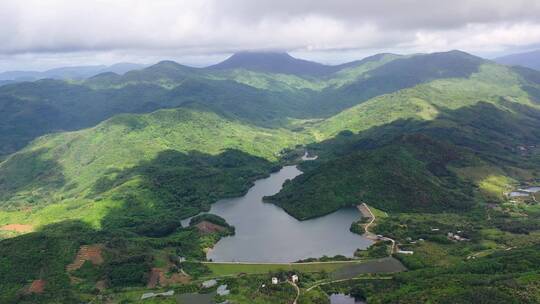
[1,0,540,71]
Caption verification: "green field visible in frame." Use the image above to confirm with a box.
[204,261,364,277]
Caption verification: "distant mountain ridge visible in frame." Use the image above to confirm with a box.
[494,49,540,70]
[0,50,502,157]
[0,62,146,81]
[208,51,349,76]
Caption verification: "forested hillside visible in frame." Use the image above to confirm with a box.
[2,50,540,303]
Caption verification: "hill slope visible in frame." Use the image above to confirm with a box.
[0,50,491,157]
[0,108,304,228]
[268,62,540,219]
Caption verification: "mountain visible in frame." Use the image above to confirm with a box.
[0,107,301,220]
[0,80,14,87]
[0,63,145,81]
[2,50,538,222]
[0,51,491,158]
[494,49,540,70]
[207,51,345,76]
[2,50,540,303]
[267,60,540,219]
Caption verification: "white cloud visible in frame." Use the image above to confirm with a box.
[0,0,540,70]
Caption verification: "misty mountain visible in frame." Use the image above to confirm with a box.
[494,49,540,70]
[0,62,145,81]
[207,51,347,76]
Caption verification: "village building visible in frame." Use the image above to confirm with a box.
[202,279,217,288]
[141,290,174,300]
[217,284,230,296]
[271,277,279,285]
[291,274,299,283]
[397,250,414,255]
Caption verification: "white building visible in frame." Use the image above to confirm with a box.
[291,274,299,283]
[202,279,217,288]
[397,250,414,255]
[140,290,174,300]
[271,277,278,285]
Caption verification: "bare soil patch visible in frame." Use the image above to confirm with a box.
[25,279,46,294]
[66,244,104,272]
[95,280,107,291]
[147,267,190,288]
[0,224,33,233]
[195,220,226,234]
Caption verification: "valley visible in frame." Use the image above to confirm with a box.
[1,50,540,304]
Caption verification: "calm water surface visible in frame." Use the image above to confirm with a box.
[329,293,366,304]
[201,165,371,262]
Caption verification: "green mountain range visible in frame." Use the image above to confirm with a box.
[1,50,540,303]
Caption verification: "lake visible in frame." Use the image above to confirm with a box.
[329,293,366,304]
[197,165,372,262]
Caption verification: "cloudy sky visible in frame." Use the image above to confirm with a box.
[1,0,540,71]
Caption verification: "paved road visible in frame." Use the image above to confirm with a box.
[288,281,300,304]
[306,276,393,292]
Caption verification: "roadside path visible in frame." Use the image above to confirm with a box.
[357,203,397,254]
[305,276,393,292]
[201,260,363,265]
[358,203,376,236]
[288,281,300,304]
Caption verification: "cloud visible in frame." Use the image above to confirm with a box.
[0,0,539,69]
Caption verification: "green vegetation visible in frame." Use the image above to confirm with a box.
[355,241,392,259]
[221,274,297,304]
[2,50,540,303]
[205,261,360,277]
[179,261,211,279]
[0,108,301,226]
[267,135,476,219]
[319,245,540,303]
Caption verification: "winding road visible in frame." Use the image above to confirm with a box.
[358,203,396,254]
[288,281,300,304]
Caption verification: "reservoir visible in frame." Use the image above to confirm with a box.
[329,294,366,304]
[199,165,372,262]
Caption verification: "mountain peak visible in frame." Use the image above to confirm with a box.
[228,51,294,59]
[208,51,335,76]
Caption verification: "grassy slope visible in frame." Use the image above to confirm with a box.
[313,63,535,138]
[0,51,415,157]
[0,108,304,228]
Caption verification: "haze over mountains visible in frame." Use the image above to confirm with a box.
[0,62,145,82]
[208,51,355,76]
[495,49,540,71]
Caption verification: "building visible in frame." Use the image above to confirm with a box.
[141,290,174,300]
[397,250,414,255]
[291,274,299,283]
[202,279,217,288]
[271,277,279,285]
[217,284,230,296]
